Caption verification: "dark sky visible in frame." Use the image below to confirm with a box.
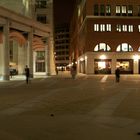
[54,0,75,25]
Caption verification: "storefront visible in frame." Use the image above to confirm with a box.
[94,59,111,74]
[116,59,133,74]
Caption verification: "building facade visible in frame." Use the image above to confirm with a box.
[70,0,140,75]
[0,0,55,80]
[54,23,70,71]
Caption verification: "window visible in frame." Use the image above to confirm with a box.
[36,0,47,8]
[94,24,112,32]
[94,43,111,52]
[122,25,127,32]
[106,24,111,31]
[128,25,133,32]
[94,4,99,15]
[37,14,47,24]
[100,5,105,16]
[116,24,122,32]
[138,25,140,32]
[94,24,99,31]
[116,25,133,32]
[100,24,105,31]
[122,5,127,16]
[116,43,133,52]
[128,5,133,16]
[106,5,111,16]
[116,5,121,16]
[138,6,140,16]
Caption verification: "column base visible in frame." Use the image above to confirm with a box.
[0,75,10,81]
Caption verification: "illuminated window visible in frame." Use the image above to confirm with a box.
[116,24,122,32]
[94,24,99,31]
[116,43,133,52]
[94,43,111,52]
[122,5,127,16]
[122,25,127,32]
[128,25,133,32]
[100,24,105,31]
[128,5,133,16]
[106,5,111,16]
[106,24,111,31]
[138,25,140,32]
[116,5,121,16]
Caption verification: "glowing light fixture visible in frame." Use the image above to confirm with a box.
[133,54,139,61]
[100,55,106,59]
[80,58,84,61]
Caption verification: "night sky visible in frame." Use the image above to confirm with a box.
[54,0,75,25]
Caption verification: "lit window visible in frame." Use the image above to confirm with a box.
[116,24,122,32]
[128,25,133,32]
[100,24,105,31]
[122,25,127,32]
[94,24,99,31]
[106,5,111,16]
[138,25,140,32]
[116,43,133,52]
[106,24,111,31]
[122,5,127,16]
[116,5,121,15]
[94,43,111,52]
[128,5,133,16]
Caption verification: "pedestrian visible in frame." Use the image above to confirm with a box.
[71,65,77,79]
[115,67,120,82]
[55,67,58,75]
[25,65,30,84]
[9,65,13,78]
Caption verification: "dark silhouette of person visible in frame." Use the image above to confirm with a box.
[115,68,120,82]
[25,65,30,84]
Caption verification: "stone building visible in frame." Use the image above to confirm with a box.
[70,0,140,74]
[0,0,55,80]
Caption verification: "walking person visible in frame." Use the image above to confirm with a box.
[115,67,120,82]
[25,65,30,84]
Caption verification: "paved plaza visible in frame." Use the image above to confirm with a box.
[0,72,140,139]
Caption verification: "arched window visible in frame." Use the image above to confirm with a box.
[138,47,140,51]
[116,43,133,52]
[94,43,111,52]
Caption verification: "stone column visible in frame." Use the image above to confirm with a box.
[1,20,10,80]
[111,57,117,74]
[27,28,33,77]
[45,37,51,76]
[18,44,26,75]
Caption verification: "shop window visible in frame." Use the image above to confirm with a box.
[116,59,133,74]
[94,43,111,51]
[94,59,111,74]
[116,43,133,52]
